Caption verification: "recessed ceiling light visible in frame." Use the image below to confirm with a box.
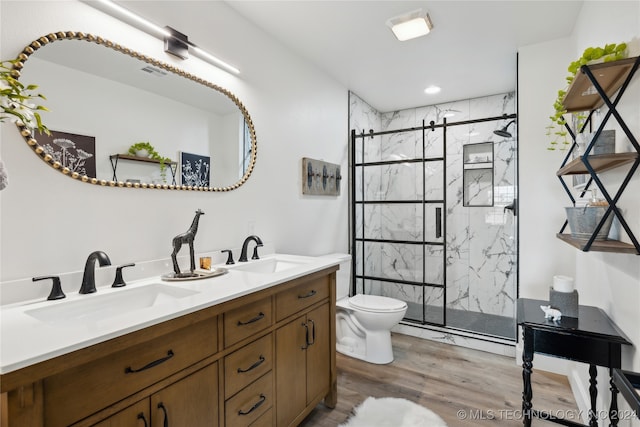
[443,112,456,118]
[424,85,441,95]
[387,9,433,42]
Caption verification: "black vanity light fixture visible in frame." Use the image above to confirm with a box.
[386,9,434,41]
[86,0,240,74]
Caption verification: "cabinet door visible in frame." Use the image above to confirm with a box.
[92,400,150,427]
[150,362,218,427]
[275,314,307,427]
[305,303,330,404]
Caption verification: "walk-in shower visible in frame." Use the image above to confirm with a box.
[349,92,518,341]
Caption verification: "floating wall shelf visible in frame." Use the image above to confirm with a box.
[109,154,178,185]
[562,57,639,113]
[556,153,638,176]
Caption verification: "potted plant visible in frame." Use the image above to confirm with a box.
[1,59,49,134]
[127,141,172,182]
[546,42,628,151]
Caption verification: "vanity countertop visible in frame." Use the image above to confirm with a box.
[0,254,339,374]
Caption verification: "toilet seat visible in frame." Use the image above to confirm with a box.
[348,294,407,313]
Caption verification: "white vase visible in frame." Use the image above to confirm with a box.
[135,149,150,157]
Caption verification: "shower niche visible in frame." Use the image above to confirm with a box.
[463,142,494,207]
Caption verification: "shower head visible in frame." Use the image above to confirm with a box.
[494,120,515,138]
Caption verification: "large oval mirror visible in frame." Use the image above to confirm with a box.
[13,32,256,191]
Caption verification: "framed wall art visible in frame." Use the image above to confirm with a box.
[180,151,211,187]
[38,130,96,177]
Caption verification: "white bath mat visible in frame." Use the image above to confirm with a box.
[339,397,448,427]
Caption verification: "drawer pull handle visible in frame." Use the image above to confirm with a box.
[301,322,310,350]
[125,350,174,374]
[308,319,316,346]
[157,402,169,427]
[298,290,317,299]
[238,394,266,416]
[237,312,265,326]
[137,413,149,427]
[237,355,266,373]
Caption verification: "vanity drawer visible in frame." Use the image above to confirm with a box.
[43,316,218,427]
[276,276,329,321]
[250,407,273,427]
[224,297,272,347]
[225,333,273,399]
[225,371,273,427]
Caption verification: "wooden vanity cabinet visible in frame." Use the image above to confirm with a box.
[93,362,218,427]
[275,276,334,427]
[149,362,218,427]
[92,399,149,427]
[44,316,218,426]
[0,266,337,427]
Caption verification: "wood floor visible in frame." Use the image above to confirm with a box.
[301,333,578,426]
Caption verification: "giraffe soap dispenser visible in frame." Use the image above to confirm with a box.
[162,209,228,281]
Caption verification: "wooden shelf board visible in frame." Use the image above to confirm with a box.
[562,57,638,113]
[110,154,176,165]
[556,152,638,176]
[556,233,639,254]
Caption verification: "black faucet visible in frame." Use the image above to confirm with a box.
[80,251,112,294]
[239,235,263,262]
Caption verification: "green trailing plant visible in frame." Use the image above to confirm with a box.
[547,42,628,151]
[0,59,49,134]
[127,141,172,181]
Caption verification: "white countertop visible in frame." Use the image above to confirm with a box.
[0,254,339,374]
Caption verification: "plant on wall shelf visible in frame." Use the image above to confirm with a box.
[127,141,172,182]
[0,59,49,134]
[546,42,628,151]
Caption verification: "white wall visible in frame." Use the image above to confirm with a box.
[0,1,349,287]
[520,2,640,425]
[518,37,577,300]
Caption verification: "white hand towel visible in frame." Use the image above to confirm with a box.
[0,159,8,190]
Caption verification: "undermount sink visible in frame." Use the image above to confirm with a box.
[229,256,311,274]
[25,284,198,326]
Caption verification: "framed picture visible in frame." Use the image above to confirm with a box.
[37,130,96,177]
[180,151,211,187]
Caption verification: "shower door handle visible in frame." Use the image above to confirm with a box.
[504,198,517,216]
[435,207,442,239]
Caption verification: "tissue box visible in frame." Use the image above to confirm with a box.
[549,288,579,318]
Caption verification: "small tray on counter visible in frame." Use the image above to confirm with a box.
[161,268,228,282]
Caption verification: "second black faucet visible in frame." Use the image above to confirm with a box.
[238,235,263,262]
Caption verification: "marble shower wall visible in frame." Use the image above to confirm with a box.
[349,91,517,320]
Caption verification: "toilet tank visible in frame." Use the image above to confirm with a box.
[320,253,352,299]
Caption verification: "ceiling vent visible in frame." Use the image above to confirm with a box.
[140,66,168,77]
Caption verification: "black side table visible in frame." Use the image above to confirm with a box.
[517,298,632,427]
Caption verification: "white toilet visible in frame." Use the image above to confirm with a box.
[322,253,408,364]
